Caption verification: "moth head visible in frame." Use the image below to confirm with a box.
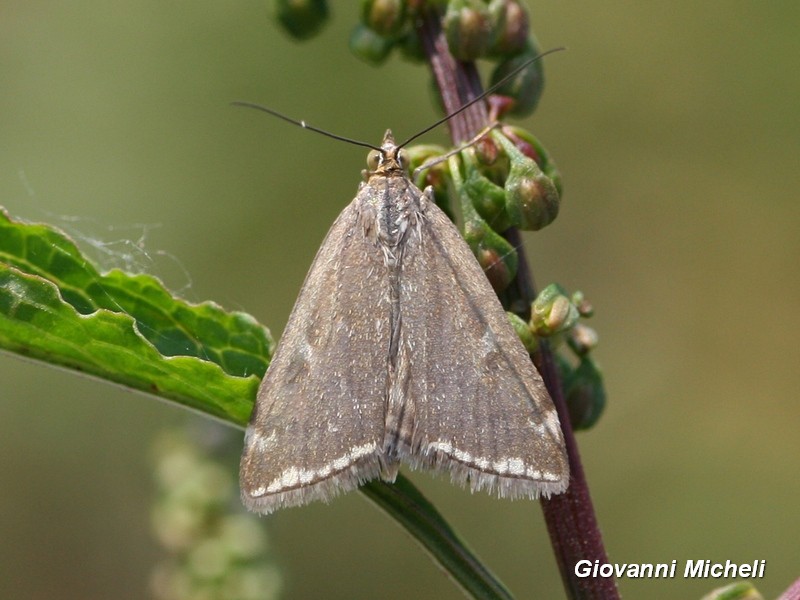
[368,129,409,175]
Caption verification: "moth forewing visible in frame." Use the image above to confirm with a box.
[391,195,569,498]
[240,195,394,515]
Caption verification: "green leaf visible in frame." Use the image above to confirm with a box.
[0,208,270,425]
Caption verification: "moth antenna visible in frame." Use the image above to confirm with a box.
[234,47,563,153]
[397,47,566,149]
[231,101,382,152]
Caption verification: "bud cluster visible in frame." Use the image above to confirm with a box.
[521,284,606,430]
[150,430,282,600]
[347,0,544,84]
[406,125,561,296]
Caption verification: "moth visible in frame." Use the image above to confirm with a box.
[239,122,569,514]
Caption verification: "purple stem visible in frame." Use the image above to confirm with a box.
[778,577,800,600]
[416,8,619,599]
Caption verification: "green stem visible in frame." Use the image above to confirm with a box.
[362,478,514,600]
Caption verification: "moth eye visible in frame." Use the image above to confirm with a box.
[397,148,409,169]
[367,150,381,170]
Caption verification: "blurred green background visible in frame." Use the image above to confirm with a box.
[2,2,798,598]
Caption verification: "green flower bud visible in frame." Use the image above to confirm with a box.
[461,149,512,232]
[461,215,518,291]
[488,0,530,57]
[349,23,395,66]
[531,283,578,336]
[508,171,559,230]
[563,356,606,430]
[406,144,448,172]
[508,311,539,354]
[569,323,599,356]
[502,125,563,195]
[474,135,500,166]
[362,0,408,37]
[493,130,560,230]
[444,0,492,61]
[571,290,594,317]
[489,43,545,117]
[450,155,518,291]
[398,29,426,63]
[274,0,329,41]
[407,144,455,221]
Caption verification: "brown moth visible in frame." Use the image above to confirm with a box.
[239,128,569,514]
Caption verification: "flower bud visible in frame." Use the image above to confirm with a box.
[274,0,329,40]
[508,171,559,230]
[408,144,454,220]
[444,0,492,61]
[531,283,578,336]
[450,153,517,291]
[493,130,560,230]
[569,323,599,356]
[489,44,545,117]
[508,312,539,354]
[502,125,563,195]
[362,0,407,37]
[563,357,606,430]
[571,290,594,317]
[488,0,530,57]
[398,29,426,63]
[463,216,518,292]
[349,23,394,65]
[474,135,500,166]
[461,150,512,232]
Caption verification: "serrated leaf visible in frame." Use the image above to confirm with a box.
[0,208,272,425]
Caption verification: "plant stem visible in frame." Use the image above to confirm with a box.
[362,478,514,600]
[416,7,620,599]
